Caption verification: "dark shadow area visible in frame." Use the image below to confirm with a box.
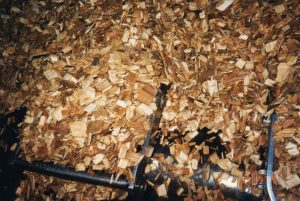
[0,108,27,201]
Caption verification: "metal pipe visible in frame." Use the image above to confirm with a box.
[154,164,262,201]
[266,112,277,201]
[10,159,130,190]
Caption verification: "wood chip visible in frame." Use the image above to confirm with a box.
[216,0,234,11]
[2,0,298,200]
[157,184,167,197]
[275,63,291,84]
[69,121,87,138]
[137,84,156,105]
[62,46,72,54]
[75,163,86,171]
[236,59,246,69]
[93,153,105,165]
[265,40,278,53]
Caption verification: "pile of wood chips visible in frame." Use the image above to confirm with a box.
[0,0,299,200]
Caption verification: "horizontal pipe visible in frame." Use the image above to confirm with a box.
[10,159,130,190]
[9,158,263,201]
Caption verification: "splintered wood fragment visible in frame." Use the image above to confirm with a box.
[209,152,219,164]
[275,63,291,84]
[285,142,299,156]
[184,131,198,142]
[199,55,208,63]
[236,59,246,69]
[99,45,112,55]
[217,159,232,171]
[63,73,77,83]
[118,159,129,169]
[62,46,72,53]
[126,152,143,163]
[207,79,218,96]
[245,62,254,69]
[287,147,299,156]
[117,100,127,108]
[69,121,87,138]
[50,55,59,63]
[216,0,234,11]
[167,156,177,167]
[293,137,300,145]
[286,142,297,149]
[83,157,92,166]
[274,5,285,14]
[276,128,297,138]
[224,122,236,140]
[250,155,262,166]
[137,84,156,105]
[122,29,130,42]
[84,103,97,113]
[177,187,184,196]
[93,153,105,164]
[24,115,34,124]
[118,143,130,159]
[44,69,59,80]
[52,106,63,121]
[75,163,86,171]
[265,40,277,53]
[92,164,103,171]
[256,104,267,114]
[157,184,167,197]
[286,175,300,189]
[10,143,17,152]
[147,180,155,187]
[178,151,188,163]
[264,79,275,87]
[65,183,77,193]
[275,170,300,190]
[38,116,46,128]
[239,35,248,40]
[187,120,199,131]
[108,53,122,69]
[94,78,112,92]
[138,103,153,115]
[189,2,198,11]
[191,159,198,170]
[126,106,135,120]
[11,7,21,13]
[231,167,243,178]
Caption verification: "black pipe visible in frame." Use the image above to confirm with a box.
[10,159,130,190]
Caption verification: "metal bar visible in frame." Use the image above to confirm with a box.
[266,112,277,201]
[156,164,262,201]
[127,84,170,200]
[2,84,170,200]
[10,159,130,190]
